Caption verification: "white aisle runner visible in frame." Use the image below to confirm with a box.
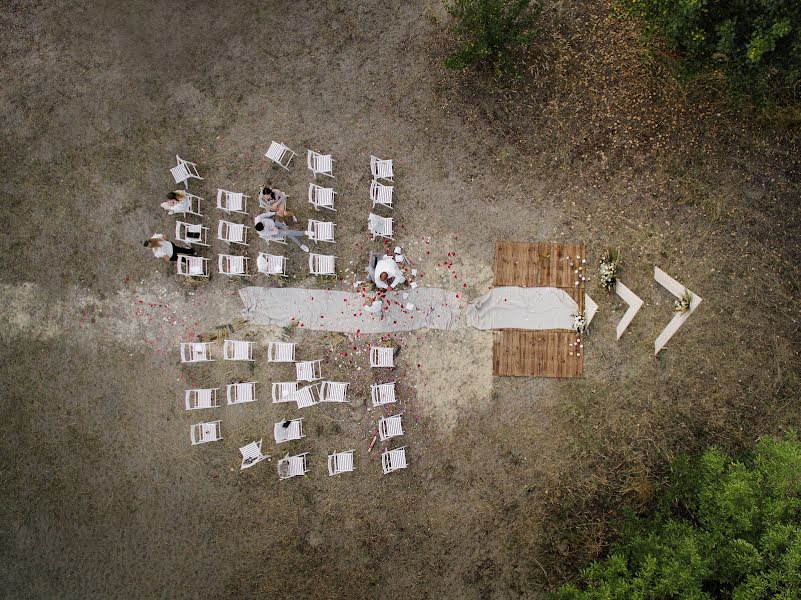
[240,287,463,333]
[465,286,578,330]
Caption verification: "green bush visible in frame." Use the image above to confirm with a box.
[554,436,801,599]
[618,0,801,103]
[444,0,543,75]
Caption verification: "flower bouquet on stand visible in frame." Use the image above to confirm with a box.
[599,248,620,291]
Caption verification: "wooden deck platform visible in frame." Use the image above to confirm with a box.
[493,330,584,378]
[492,241,586,378]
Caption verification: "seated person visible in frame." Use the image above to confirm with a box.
[254,212,308,252]
[373,255,406,290]
[160,190,191,214]
[259,186,297,222]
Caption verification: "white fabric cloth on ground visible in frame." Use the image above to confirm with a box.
[240,287,462,333]
[466,286,578,330]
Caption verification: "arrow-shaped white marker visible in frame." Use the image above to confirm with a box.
[615,281,643,339]
[654,266,703,355]
[585,293,598,326]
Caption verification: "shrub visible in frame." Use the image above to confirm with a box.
[617,0,801,103]
[554,435,801,599]
[444,0,543,75]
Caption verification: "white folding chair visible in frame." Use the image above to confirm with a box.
[370,180,394,209]
[273,418,304,444]
[368,213,394,240]
[216,189,249,215]
[305,220,336,243]
[308,183,336,211]
[320,381,349,403]
[240,439,269,470]
[180,342,213,363]
[294,384,320,409]
[227,382,257,405]
[184,388,220,410]
[278,452,309,480]
[370,346,395,368]
[327,450,355,476]
[267,342,296,362]
[217,220,249,246]
[168,193,203,216]
[171,155,203,189]
[370,155,394,182]
[190,420,221,445]
[175,221,210,247]
[371,382,397,407]
[381,446,407,474]
[296,360,323,382]
[223,340,254,361]
[307,149,334,178]
[309,253,336,276]
[218,254,249,276]
[272,381,298,403]
[265,141,297,171]
[177,256,210,278]
[379,414,404,441]
[256,253,288,277]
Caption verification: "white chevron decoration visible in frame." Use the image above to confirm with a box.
[584,293,598,326]
[615,281,643,340]
[654,266,702,355]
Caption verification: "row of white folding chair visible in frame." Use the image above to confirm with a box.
[368,213,393,240]
[256,251,337,277]
[177,255,256,278]
[180,341,254,363]
[278,448,405,477]
[171,155,203,189]
[176,221,210,246]
[217,189,249,215]
[185,383,257,410]
[271,381,349,408]
[265,142,393,184]
[266,142,334,178]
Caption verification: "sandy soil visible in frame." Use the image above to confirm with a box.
[2,1,800,599]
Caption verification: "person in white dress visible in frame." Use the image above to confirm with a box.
[160,190,191,214]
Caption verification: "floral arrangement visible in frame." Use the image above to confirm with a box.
[599,248,620,291]
[572,312,587,334]
[674,289,692,313]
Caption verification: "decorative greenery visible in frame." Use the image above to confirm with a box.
[599,249,620,291]
[444,0,543,75]
[617,0,801,103]
[674,289,692,313]
[554,435,801,599]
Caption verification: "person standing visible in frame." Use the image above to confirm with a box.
[143,234,196,263]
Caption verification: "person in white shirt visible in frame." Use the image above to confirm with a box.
[143,234,196,262]
[160,190,191,215]
[254,212,309,252]
[373,256,406,290]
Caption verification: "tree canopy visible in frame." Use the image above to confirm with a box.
[555,436,801,599]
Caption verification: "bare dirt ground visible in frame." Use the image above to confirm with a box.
[1,1,800,598]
